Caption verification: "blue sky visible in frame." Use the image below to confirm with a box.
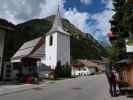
[63,0,114,45]
[0,0,114,45]
[64,0,106,13]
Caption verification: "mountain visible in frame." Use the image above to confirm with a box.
[1,15,106,61]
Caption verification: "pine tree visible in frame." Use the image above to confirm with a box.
[110,0,133,61]
[54,61,63,78]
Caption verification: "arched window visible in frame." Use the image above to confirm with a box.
[49,35,53,46]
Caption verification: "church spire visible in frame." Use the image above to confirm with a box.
[47,0,69,36]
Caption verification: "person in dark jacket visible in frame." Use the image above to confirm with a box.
[110,70,117,97]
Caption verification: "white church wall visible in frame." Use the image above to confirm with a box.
[57,33,70,66]
[45,33,58,69]
[45,31,70,69]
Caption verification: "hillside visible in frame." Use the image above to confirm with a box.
[1,15,106,61]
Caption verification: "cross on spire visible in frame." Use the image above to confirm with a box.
[57,0,60,16]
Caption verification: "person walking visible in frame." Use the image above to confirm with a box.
[110,70,117,97]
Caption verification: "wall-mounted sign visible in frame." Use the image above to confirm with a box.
[126,39,133,53]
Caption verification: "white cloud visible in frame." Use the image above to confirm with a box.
[64,8,90,32]
[40,0,66,18]
[85,0,114,44]
[0,0,66,24]
[0,0,46,24]
[0,0,113,44]
[92,10,114,35]
[63,0,114,45]
[102,0,114,10]
[80,0,92,5]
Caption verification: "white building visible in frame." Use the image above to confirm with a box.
[71,60,104,77]
[45,12,70,69]
[11,12,70,70]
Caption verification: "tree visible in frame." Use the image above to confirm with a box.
[110,0,132,61]
[54,61,71,78]
[54,61,62,78]
[63,63,71,78]
[111,0,133,38]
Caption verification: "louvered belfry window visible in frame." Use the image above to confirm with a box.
[49,35,53,46]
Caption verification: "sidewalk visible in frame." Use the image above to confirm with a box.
[0,78,70,96]
[0,81,50,96]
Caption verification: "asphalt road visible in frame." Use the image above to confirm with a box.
[0,74,132,100]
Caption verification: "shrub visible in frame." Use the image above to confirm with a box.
[54,61,71,78]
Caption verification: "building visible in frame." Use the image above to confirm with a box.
[115,39,133,86]
[127,0,133,12]
[45,11,70,69]
[10,11,70,80]
[0,25,14,79]
[11,37,45,63]
[12,12,70,68]
[71,60,104,77]
[115,59,133,86]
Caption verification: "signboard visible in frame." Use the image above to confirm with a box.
[126,39,133,53]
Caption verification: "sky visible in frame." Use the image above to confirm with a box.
[0,0,114,45]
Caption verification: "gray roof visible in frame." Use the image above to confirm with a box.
[115,59,133,65]
[47,13,70,36]
[11,37,45,62]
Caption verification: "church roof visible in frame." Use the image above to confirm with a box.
[47,12,70,36]
[11,37,45,62]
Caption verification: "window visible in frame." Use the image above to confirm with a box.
[49,35,53,46]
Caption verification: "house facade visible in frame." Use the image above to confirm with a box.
[122,63,133,86]
[115,59,133,86]
[71,60,104,77]
[0,25,14,80]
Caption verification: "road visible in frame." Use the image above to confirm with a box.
[0,74,132,100]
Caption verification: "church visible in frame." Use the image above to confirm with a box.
[11,12,71,70]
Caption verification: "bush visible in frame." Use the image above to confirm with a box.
[54,61,71,78]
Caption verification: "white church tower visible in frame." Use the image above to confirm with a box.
[45,5,70,69]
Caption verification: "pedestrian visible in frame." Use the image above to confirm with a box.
[110,70,117,97]
[113,69,121,95]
